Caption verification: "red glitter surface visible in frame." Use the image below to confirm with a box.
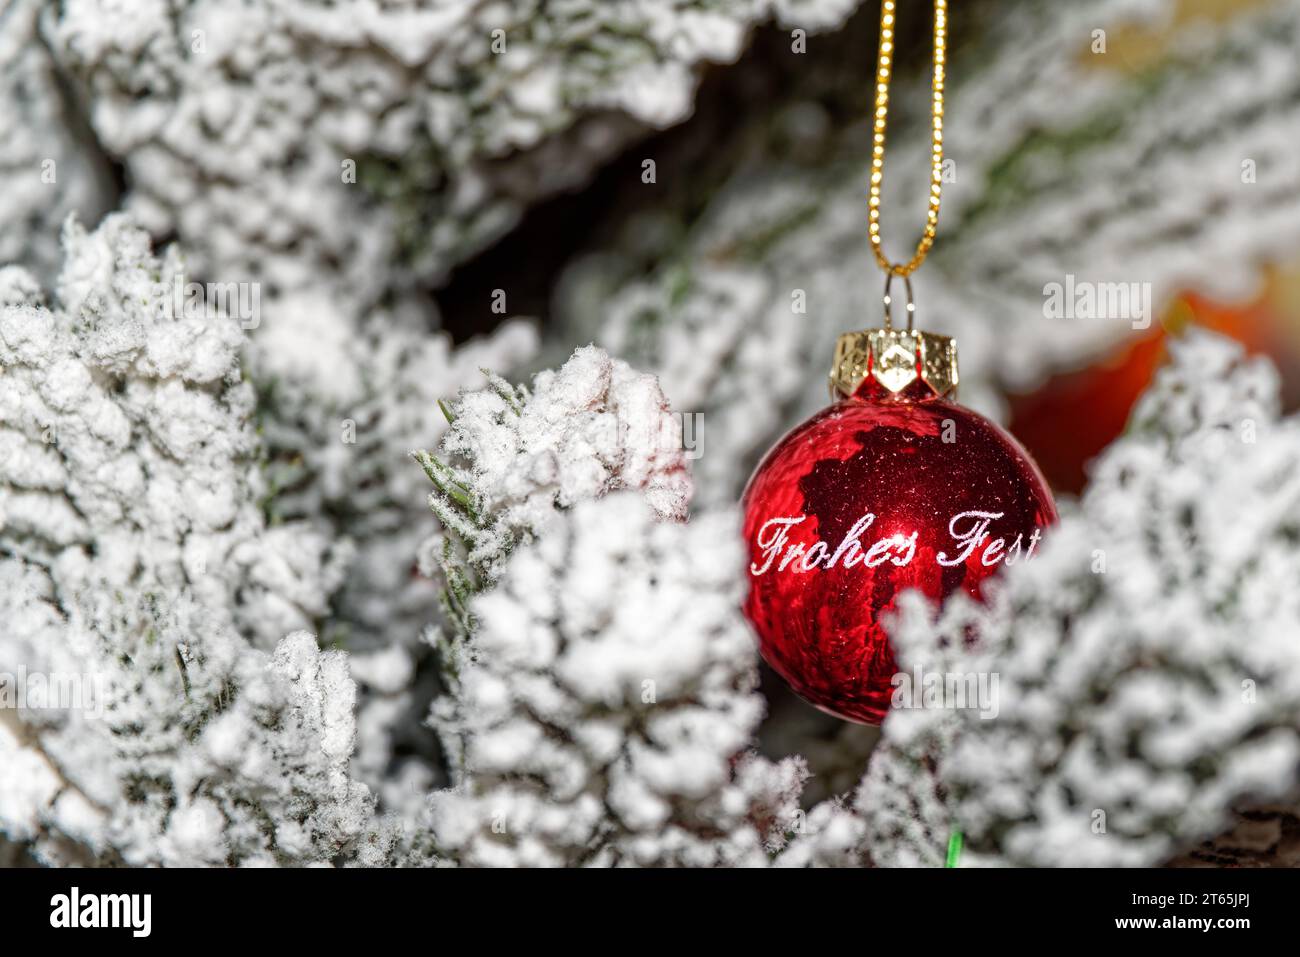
[741,384,1056,724]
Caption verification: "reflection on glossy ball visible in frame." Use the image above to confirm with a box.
[742,391,1056,724]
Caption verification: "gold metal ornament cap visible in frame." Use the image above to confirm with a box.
[829,327,959,400]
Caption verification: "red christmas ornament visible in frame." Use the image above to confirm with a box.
[742,324,1057,725]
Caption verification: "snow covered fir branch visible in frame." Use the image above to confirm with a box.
[3,0,1300,870]
[7,214,1300,866]
[0,217,374,865]
[786,331,1300,867]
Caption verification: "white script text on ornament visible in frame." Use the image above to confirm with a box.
[749,510,1043,576]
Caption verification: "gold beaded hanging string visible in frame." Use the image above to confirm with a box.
[867,0,948,280]
[830,0,956,398]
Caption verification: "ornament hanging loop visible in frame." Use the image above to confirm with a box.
[881,271,916,333]
[830,272,956,399]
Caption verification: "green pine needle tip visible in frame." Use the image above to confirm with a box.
[945,829,963,868]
